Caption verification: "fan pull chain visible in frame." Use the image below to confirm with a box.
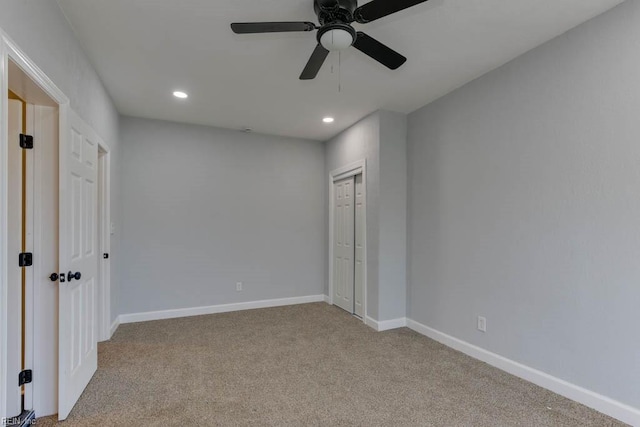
[338,51,342,93]
[331,52,334,74]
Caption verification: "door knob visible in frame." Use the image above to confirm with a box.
[67,271,81,282]
[49,273,59,282]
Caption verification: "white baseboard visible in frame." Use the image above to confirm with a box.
[365,316,407,332]
[323,295,330,303]
[109,317,120,338]
[406,319,640,426]
[119,295,326,324]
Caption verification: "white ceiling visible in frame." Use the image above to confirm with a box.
[57,0,624,141]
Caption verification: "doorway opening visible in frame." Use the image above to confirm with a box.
[329,160,367,321]
[6,58,59,423]
[7,88,30,423]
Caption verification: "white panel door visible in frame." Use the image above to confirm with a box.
[6,100,23,418]
[333,177,355,313]
[32,106,60,417]
[58,110,98,420]
[354,174,365,318]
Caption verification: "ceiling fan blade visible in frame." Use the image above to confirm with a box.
[300,44,330,80]
[355,0,430,23]
[231,22,316,34]
[352,32,407,70]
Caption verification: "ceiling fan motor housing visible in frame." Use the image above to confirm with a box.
[314,0,358,26]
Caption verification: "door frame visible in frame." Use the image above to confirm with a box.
[0,29,69,419]
[97,144,111,342]
[328,159,367,323]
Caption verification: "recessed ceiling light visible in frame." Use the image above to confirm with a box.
[323,117,335,124]
[173,91,188,99]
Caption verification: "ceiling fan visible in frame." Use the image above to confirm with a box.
[231,0,430,80]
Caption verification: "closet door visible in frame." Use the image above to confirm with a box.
[58,110,98,420]
[333,176,355,313]
[354,174,364,318]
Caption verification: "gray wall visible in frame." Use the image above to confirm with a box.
[407,0,640,408]
[378,112,407,321]
[119,117,325,315]
[325,111,408,322]
[0,1,122,323]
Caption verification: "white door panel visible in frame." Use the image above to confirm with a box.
[333,177,355,313]
[32,106,59,417]
[354,174,364,318]
[58,110,98,420]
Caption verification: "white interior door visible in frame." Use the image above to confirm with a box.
[6,99,23,418]
[97,150,111,343]
[32,105,59,417]
[333,177,355,313]
[354,174,364,318]
[58,110,98,420]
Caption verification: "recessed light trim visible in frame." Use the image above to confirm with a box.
[323,117,335,124]
[173,91,188,99]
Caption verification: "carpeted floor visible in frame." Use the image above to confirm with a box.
[38,303,625,426]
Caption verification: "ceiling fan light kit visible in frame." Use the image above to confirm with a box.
[231,0,430,80]
[319,24,356,51]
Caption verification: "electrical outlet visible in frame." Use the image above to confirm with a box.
[236,282,243,292]
[477,316,487,332]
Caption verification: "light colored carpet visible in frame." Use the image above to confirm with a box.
[38,303,625,426]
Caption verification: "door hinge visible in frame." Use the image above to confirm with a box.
[18,369,32,386]
[18,252,33,267]
[19,134,34,149]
